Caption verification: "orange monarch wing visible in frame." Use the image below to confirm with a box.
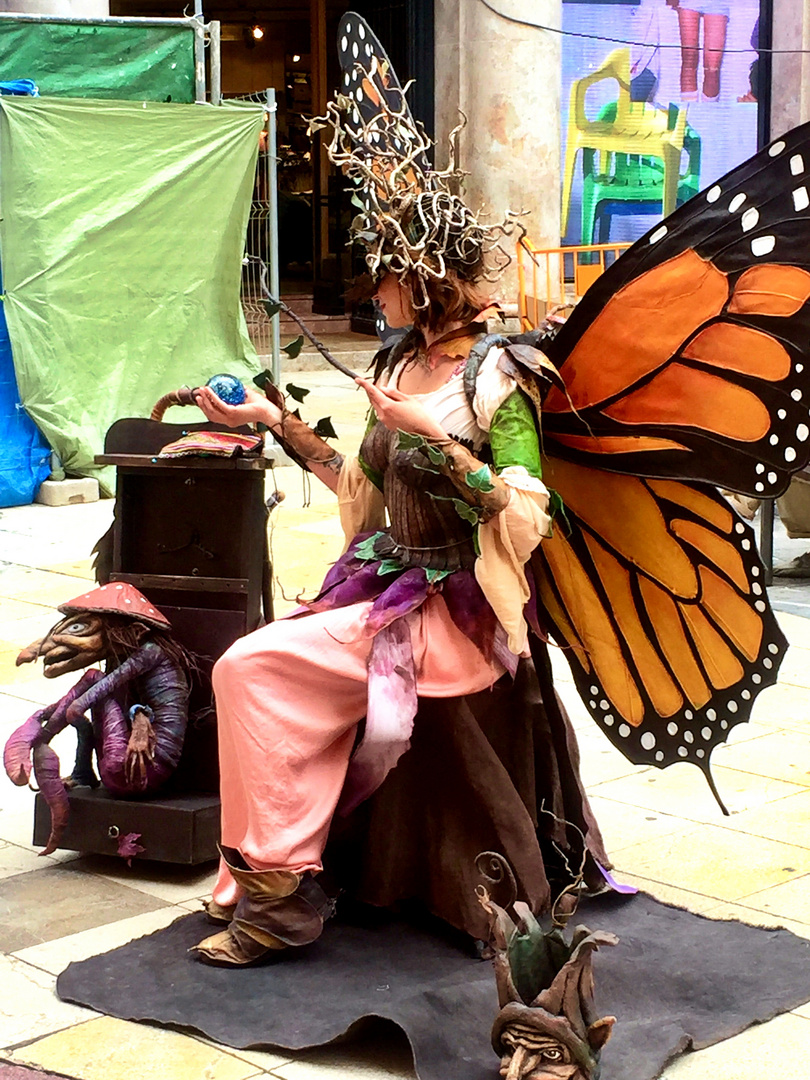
[539,123,810,500]
[530,457,786,797]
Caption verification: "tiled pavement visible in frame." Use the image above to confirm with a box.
[1,368,809,1078]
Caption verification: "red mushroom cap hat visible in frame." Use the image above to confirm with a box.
[58,583,172,630]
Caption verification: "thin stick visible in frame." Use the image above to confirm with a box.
[276,299,361,381]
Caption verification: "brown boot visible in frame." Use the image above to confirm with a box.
[203,898,237,925]
[191,846,334,966]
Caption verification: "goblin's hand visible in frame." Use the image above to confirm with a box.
[125,708,157,789]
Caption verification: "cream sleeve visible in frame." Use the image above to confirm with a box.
[337,456,386,552]
[475,469,551,656]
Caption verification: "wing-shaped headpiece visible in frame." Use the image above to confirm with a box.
[311,12,519,306]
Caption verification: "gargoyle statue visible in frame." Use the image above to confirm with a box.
[3,583,189,856]
[476,852,618,1080]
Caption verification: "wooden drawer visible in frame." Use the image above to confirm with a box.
[34,788,220,865]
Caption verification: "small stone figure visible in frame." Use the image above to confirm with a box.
[476,853,617,1080]
[4,583,189,855]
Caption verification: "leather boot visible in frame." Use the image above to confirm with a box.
[192,846,334,966]
[203,898,236,925]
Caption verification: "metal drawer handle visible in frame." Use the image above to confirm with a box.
[108,825,120,839]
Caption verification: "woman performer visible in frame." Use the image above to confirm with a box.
[189,50,611,966]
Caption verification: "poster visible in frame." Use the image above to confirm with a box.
[561,0,762,247]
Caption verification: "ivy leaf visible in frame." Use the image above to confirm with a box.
[451,498,482,525]
[425,568,451,584]
[465,464,495,492]
[377,558,402,576]
[426,443,448,466]
[285,383,310,404]
[256,421,268,433]
[350,192,365,209]
[397,431,426,450]
[291,408,302,421]
[313,416,337,439]
[283,335,305,359]
[412,458,442,475]
[253,368,274,390]
[427,491,481,526]
[355,532,384,561]
[263,300,282,319]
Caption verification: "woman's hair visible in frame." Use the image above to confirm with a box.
[402,269,491,335]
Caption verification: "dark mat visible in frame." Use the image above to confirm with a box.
[56,893,810,1080]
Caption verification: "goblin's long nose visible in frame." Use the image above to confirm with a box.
[16,637,46,667]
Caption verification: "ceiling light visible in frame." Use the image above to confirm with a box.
[250,24,264,41]
[292,54,301,63]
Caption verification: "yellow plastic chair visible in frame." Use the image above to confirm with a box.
[561,48,688,236]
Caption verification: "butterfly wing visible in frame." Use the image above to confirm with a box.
[540,123,810,499]
[530,456,787,781]
[334,13,430,196]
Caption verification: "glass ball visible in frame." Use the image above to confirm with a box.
[206,374,246,406]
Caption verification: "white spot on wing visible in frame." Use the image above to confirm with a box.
[791,153,804,175]
[741,207,759,231]
[641,732,656,750]
[751,235,776,257]
[793,187,810,212]
[706,185,721,203]
[769,140,786,156]
[785,446,797,462]
[729,193,746,212]
[798,424,809,441]
[649,225,667,244]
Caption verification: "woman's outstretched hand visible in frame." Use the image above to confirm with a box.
[192,385,283,431]
[356,377,446,440]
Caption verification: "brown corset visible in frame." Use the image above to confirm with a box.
[360,421,477,572]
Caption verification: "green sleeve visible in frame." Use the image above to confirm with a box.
[488,389,543,479]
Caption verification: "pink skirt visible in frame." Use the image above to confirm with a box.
[211,593,504,907]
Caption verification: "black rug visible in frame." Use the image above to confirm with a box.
[56,893,810,1080]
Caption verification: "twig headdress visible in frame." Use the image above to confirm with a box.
[309,12,522,309]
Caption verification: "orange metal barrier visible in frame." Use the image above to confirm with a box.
[517,236,631,330]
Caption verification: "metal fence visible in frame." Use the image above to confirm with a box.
[516,235,631,330]
[224,89,281,380]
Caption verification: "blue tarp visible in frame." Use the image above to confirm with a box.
[0,290,51,507]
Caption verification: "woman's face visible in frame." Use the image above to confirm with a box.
[373,273,414,329]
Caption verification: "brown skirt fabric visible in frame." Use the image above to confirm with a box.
[326,637,610,941]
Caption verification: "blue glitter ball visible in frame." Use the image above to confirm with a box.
[206,373,246,405]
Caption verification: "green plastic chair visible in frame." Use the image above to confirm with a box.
[579,102,701,246]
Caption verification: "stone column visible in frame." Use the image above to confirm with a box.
[0,1,109,16]
[770,0,810,136]
[434,0,562,302]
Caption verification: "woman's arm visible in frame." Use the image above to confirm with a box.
[193,385,344,493]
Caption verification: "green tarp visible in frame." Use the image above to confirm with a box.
[0,20,196,102]
[0,97,264,493]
